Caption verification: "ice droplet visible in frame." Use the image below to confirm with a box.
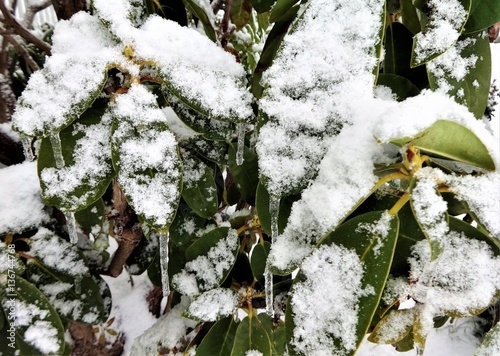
[236,123,245,166]
[21,137,35,162]
[160,233,170,298]
[265,195,280,317]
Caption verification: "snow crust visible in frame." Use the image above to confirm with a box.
[0,162,50,234]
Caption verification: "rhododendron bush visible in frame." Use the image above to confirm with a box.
[1,0,500,354]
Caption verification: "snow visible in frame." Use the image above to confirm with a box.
[185,288,238,322]
[23,320,61,354]
[290,244,372,355]
[0,162,50,234]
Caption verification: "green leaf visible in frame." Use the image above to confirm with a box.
[74,198,105,235]
[0,244,25,276]
[197,316,238,355]
[231,0,253,29]
[163,90,234,141]
[37,105,115,212]
[182,0,217,42]
[286,211,399,354]
[169,201,206,246]
[400,0,421,34]
[181,151,218,219]
[111,87,182,233]
[269,0,301,23]
[250,242,270,281]
[476,321,500,355]
[255,181,300,236]
[410,0,471,67]
[228,144,260,205]
[231,315,272,355]
[26,260,107,324]
[464,0,500,32]
[376,73,420,101]
[427,32,491,119]
[448,216,500,254]
[368,309,414,344]
[126,234,159,275]
[391,120,496,171]
[251,0,276,13]
[257,314,286,356]
[384,22,429,89]
[185,227,231,262]
[0,276,65,355]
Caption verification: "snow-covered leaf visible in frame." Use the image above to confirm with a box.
[181,150,218,219]
[0,242,25,276]
[368,309,414,344]
[376,74,420,101]
[172,227,239,297]
[410,0,471,67]
[12,12,118,137]
[182,0,217,42]
[111,85,182,233]
[184,288,238,322]
[231,315,272,355]
[169,202,206,246]
[476,321,500,356]
[38,105,115,212]
[428,32,491,119]
[196,315,238,355]
[391,120,496,171]
[0,276,65,355]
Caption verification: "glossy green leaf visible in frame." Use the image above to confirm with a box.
[441,192,468,216]
[428,32,491,119]
[257,314,286,356]
[181,151,218,219]
[147,249,162,287]
[231,315,272,355]
[185,227,231,262]
[448,216,500,254]
[182,138,229,165]
[400,0,421,34]
[182,0,217,42]
[384,22,429,89]
[169,201,206,246]
[368,309,414,344]
[391,120,495,170]
[255,181,300,236]
[196,316,238,355]
[26,260,107,324]
[163,90,234,141]
[231,0,253,29]
[476,321,500,355]
[228,144,260,205]
[126,234,159,275]
[410,0,471,67]
[37,105,115,212]
[269,0,301,23]
[74,198,105,235]
[376,73,420,101]
[250,242,270,281]
[464,0,500,32]
[0,276,65,355]
[251,0,276,13]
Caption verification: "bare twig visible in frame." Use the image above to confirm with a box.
[22,0,52,28]
[0,0,51,55]
[2,33,40,71]
[219,0,233,48]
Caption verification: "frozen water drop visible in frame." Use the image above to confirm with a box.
[236,123,245,165]
[160,233,170,298]
[66,212,79,244]
[21,137,35,162]
[50,134,65,168]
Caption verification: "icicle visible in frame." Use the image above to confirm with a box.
[21,136,35,162]
[66,212,79,244]
[50,133,65,169]
[236,123,245,165]
[160,233,170,298]
[265,195,280,317]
